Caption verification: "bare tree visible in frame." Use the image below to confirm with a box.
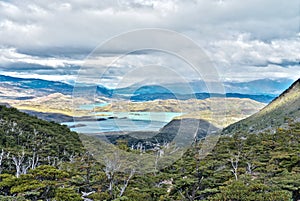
[47,156,61,166]
[0,149,9,173]
[153,140,172,174]
[21,162,31,175]
[246,162,256,175]
[103,153,121,196]
[243,148,257,175]
[30,148,39,170]
[229,152,240,181]
[154,149,164,173]
[81,191,95,201]
[103,151,136,198]
[10,149,36,177]
[119,168,135,197]
[135,142,145,153]
[12,150,27,178]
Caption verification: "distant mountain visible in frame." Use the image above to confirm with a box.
[223,78,300,134]
[129,92,274,103]
[113,80,288,103]
[0,74,290,103]
[0,74,118,98]
[0,74,74,95]
[223,78,294,95]
[116,78,294,96]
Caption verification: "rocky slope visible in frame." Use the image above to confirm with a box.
[223,78,300,134]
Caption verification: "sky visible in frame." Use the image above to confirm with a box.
[0,0,299,87]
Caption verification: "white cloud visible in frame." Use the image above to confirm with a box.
[0,47,83,67]
[208,36,300,67]
[0,71,76,84]
[0,0,298,50]
[0,0,299,85]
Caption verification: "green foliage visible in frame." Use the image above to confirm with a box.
[0,165,72,200]
[87,191,110,201]
[0,105,299,200]
[0,105,84,164]
[29,165,69,181]
[55,188,82,201]
[0,195,28,201]
[210,179,292,201]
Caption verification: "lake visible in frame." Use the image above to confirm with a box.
[62,112,183,133]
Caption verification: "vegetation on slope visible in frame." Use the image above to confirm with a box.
[223,78,300,134]
[0,108,299,200]
[0,105,84,173]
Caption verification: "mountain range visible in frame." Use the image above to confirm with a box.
[1,74,291,103]
[116,78,294,95]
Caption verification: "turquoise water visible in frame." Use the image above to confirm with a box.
[62,112,183,133]
[94,112,183,123]
[62,119,167,133]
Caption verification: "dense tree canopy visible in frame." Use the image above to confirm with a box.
[0,106,299,200]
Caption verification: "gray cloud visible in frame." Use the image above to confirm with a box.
[0,0,299,85]
[1,0,298,50]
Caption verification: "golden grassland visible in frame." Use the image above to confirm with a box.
[3,92,266,128]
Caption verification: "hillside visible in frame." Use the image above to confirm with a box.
[6,93,109,117]
[105,118,219,149]
[223,78,300,134]
[7,93,86,116]
[20,110,74,123]
[0,93,299,200]
[72,121,300,201]
[0,105,84,164]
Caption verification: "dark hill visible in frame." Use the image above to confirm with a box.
[105,118,219,149]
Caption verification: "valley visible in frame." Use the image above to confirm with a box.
[0,1,299,200]
[3,92,265,132]
[0,74,299,201]
[0,78,299,200]
[0,75,268,132]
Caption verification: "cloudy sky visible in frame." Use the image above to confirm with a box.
[0,0,299,87]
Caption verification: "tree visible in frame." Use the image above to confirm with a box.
[229,151,240,181]
[0,149,9,174]
[55,188,82,201]
[11,150,29,178]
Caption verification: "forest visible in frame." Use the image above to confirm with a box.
[0,105,299,200]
